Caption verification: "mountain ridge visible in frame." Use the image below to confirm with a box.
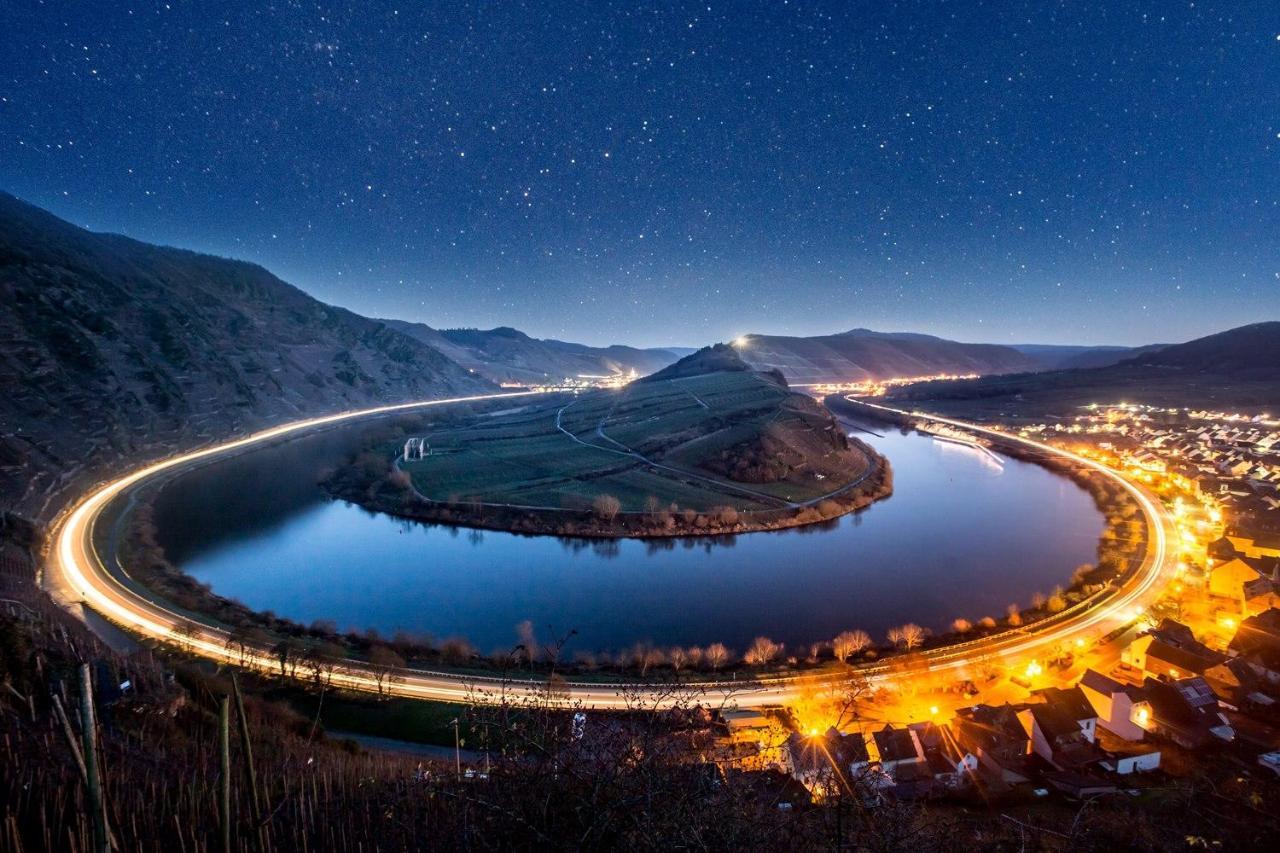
[0,191,490,519]
[382,319,683,384]
[731,329,1040,383]
[886,321,1280,415]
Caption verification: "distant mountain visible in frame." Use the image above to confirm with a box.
[0,192,490,519]
[732,328,1040,383]
[1012,343,1168,370]
[383,319,682,385]
[887,322,1280,416]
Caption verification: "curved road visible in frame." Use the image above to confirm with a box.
[48,392,1176,710]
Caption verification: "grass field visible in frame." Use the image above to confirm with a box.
[401,370,868,513]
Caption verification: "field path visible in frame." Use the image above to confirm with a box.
[553,399,798,507]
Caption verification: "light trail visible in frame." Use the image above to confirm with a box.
[48,393,1175,710]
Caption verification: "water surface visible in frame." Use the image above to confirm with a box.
[153,420,1103,655]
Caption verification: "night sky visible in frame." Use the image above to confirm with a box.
[2,1,1277,348]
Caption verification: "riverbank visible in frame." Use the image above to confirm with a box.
[828,395,1147,607]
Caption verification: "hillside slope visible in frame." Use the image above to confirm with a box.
[0,192,490,519]
[733,328,1039,383]
[887,322,1280,417]
[383,320,681,384]
[1012,343,1168,370]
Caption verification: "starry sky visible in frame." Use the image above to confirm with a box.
[2,1,1277,348]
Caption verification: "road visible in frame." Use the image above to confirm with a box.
[48,392,1176,711]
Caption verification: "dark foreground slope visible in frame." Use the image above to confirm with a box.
[384,320,682,384]
[887,322,1280,417]
[734,328,1039,383]
[0,192,489,519]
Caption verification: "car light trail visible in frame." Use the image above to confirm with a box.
[49,393,1175,710]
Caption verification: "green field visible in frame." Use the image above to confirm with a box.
[401,370,867,513]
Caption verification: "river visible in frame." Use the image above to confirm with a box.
[150,417,1103,656]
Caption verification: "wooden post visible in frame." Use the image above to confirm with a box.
[78,664,110,853]
[231,675,265,850]
[52,693,89,785]
[219,696,232,853]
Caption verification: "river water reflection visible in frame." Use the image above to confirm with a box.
[153,419,1103,655]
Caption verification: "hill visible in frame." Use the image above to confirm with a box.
[383,320,682,385]
[1012,343,1168,370]
[886,322,1280,417]
[732,328,1039,383]
[0,192,490,519]
[638,342,756,382]
[336,348,890,535]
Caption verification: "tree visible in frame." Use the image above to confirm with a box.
[951,618,972,634]
[704,643,729,671]
[592,494,621,521]
[888,623,924,650]
[225,624,256,666]
[368,645,405,699]
[744,636,781,666]
[644,495,661,520]
[315,641,348,687]
[668,646,689,672]
[273,638,303,680]
[631,643,665,675]
[439,636,476,665]
[1006,604,1023,627]
[171,618,200,653]
[1046,585,1067,613]
[516,619,539,666]
[832,629,871,663]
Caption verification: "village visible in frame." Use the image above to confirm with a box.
[679,403,1280,808]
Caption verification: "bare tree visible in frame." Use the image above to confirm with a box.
[225,624,255,666]
[171,618,200,653]
[704,643,729,671]
[273,638,303,680]
[888,624,924,650]
[630,643,665,675]
[1006,604,1024,627]
[1047,585,1067,613]
[951,618,972,634]
[744,636,781,666]
[516,619,539,666]
[668,646,689,672]
[315,641,348,687]
[592,494,622,521]
[367,645,405,699]
[439,636,476,665]
[832,629,871,663]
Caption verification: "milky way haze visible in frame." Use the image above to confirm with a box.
[2,1,1277,346]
